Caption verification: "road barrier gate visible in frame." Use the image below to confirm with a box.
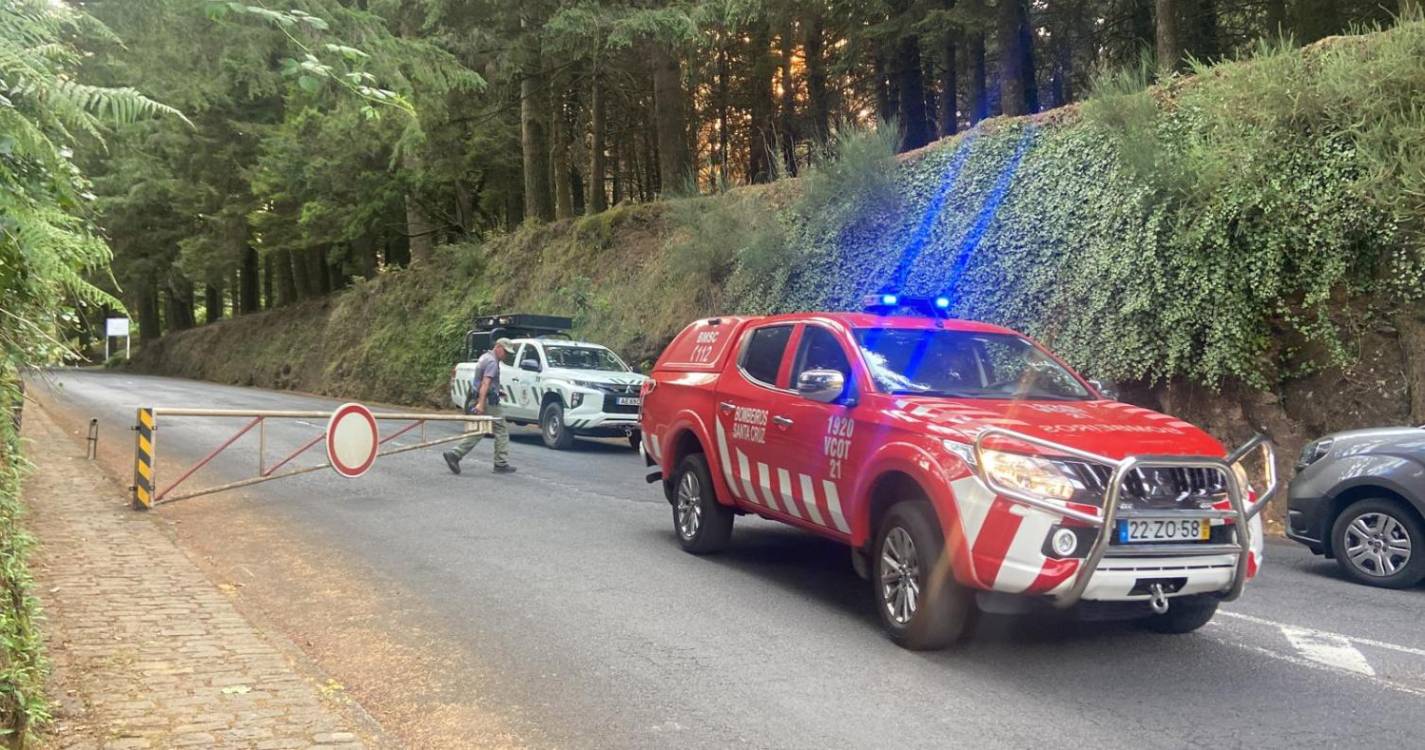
[130,407,493,509]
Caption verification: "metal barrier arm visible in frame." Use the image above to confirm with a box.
[133,408,494,508]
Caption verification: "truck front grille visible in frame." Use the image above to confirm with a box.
[1057,461,1229,510]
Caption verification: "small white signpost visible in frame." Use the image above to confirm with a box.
[326,403,379,478]
[104,317,131,360]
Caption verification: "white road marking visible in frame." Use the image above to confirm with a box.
[1280,626,1375,676]
[1202,628,1425,699]
[1219,611,1425,659]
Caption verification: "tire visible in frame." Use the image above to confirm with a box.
[871,501,975,650]
[628,430,642,451]
[1330,498,1425,589]
[671,454,733,554]
[540,400,576,450]
[1140,597,1219,634]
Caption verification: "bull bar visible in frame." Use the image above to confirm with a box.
[971,428,1279,609]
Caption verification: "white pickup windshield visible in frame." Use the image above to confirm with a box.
[854,328,1091,401]
[544,345,630,372]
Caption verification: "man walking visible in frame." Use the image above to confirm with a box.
[444,337,516,475]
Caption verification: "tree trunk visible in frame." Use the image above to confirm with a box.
[311,246,331,296]
[895,29,930,150]
[1155,0,1181,75]
[137,281,161,341]
[1291,0,1342,43]
[551,85,575,220]
[1128,0,1155,66]
[164,280,195,331]
[874,49,895,125]
[520,27,554,221]
[261,254,272,310]
[998,0,1035,116]
[353,234,378,279]
[240,245,260,313]
[1187,0,1219,63]
[804,13,830,145]
[272,248,297,306]
[1264,0,1287,35]
[652,43,692,194]
[967,25,988,123]
[748,20,776,183]
[204,285,222,323]
[937,0,959,138]
[588,67,608,214]
[611,139,624,205]
[716,38,731,185]
[778,24,798,175]
[402,150,436,264]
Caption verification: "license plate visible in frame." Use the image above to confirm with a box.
[616,396,641,406]
[1117,519,1210,543]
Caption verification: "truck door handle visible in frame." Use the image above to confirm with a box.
[772,416,793,428]
[719,401,736,414]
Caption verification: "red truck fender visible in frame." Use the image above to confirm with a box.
[656,409,741,509]
[850,440,987,589]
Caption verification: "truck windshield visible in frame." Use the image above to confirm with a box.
[854,328,1091,401]
[544,345,630,372]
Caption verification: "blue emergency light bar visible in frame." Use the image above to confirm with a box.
[862,294,955,318]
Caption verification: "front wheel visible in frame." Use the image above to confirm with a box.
[540,401,576,450]
[1331,499,1425,589]
[672,454,733,554]
[1140,597,1219,634]
[872,501,975,650]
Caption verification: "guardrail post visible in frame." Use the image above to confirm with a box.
[132,407,155,510]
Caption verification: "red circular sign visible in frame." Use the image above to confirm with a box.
[326,403,378,478]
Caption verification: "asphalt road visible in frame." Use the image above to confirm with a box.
[28,369,1425,749]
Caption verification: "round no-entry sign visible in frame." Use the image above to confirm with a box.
[326,403,379,478]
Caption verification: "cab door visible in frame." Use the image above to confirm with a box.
[768,323,863,539]
[713,322,796,514]
[502,342,541,421]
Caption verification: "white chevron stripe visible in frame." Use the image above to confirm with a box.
[776,468,802,518]
[714,420,740,500]
[949,475,995,548]
[735,449,761,505]
[822,480,850,533]
[799,474,826,526]
[756,462,781,512]
[991,507,1056,593]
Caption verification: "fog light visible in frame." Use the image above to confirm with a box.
[570,393,584,409]
[1051,528,1079,557]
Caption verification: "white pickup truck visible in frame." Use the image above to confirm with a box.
[450,336,648,450]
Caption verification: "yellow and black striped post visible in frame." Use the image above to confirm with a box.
[133,407,155,509]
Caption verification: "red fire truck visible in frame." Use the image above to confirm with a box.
[638,296,1276,650]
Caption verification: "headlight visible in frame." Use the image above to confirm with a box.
[980,449,1074,501]
[1297,438,1333,470]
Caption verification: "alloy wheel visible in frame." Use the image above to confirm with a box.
[676,471,702,540]
[1343,511,1413,577]
[880,527,922,625]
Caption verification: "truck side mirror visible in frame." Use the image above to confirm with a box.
[797,369,847,404]
[1089,379,1119,401]
[520,359,542,373]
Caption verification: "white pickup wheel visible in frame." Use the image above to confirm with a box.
[540,400,575,450]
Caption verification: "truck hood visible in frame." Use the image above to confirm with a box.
[892,397,1226,461]
[543,368,647,387]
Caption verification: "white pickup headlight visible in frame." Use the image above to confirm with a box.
[980,449,1074,501]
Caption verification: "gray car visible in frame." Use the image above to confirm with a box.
[1287,425,1425,588]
